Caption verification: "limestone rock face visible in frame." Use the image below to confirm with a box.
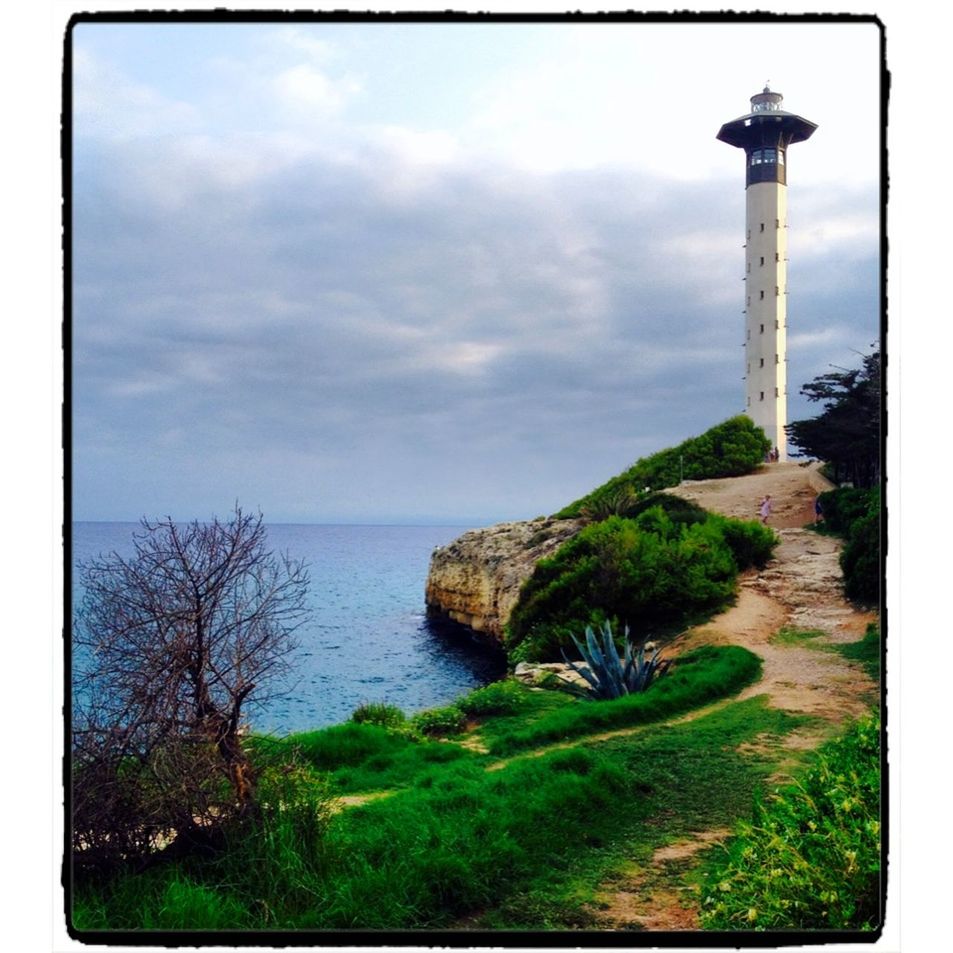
[425,516,586,645]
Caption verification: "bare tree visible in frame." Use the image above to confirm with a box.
[72,507,309,868]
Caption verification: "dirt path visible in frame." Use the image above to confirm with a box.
[591,462,878,931]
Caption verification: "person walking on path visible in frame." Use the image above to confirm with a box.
[814,494,824,524]
[759,494,772,525]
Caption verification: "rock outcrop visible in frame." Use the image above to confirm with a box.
[425,516,586,645]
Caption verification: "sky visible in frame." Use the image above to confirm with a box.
[70,15,882,524]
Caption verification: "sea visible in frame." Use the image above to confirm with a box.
[70,522,506,736]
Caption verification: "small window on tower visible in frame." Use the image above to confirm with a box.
[760,256,764,266]
[760,358,765,368]
[775,387,780,397]
[763,148,777,163]
[760,223,765,233]
[760,290,765,300]
[760,324,765,334]
[776,286,780,296]
[775,354,779,364]
[775,252,780,262]
[760,392,765,401]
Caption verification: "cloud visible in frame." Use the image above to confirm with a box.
[73,48,201,139]
[272,63,360,116]
[70,23,881,521]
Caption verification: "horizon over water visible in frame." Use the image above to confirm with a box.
[71,520,506,735]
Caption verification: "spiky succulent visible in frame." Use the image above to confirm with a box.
[561,621,670,700]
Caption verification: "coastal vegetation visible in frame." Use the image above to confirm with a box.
[815,485,880,604]
[507,503,777,662]
[72,508,310,873]
[787,347,880,489]
[700,711,881,931]
[555,416,770,519]
[72,651,804,932]
[71,412,882,936]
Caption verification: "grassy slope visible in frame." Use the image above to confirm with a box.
[73,645,812,932]
[72,624,882,933]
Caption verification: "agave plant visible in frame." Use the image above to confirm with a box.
[561,621,671,700]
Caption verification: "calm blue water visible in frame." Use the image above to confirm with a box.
[71,522,505,735]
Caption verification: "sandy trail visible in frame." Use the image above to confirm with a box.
[592,462,878,930]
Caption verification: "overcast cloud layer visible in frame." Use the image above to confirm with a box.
[71,19,881,523]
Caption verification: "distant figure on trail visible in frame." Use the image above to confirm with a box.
[759,494,772,524]
[814,494,824,524]
[772,446,780,462]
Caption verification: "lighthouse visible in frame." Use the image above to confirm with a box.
[717,86,816,461]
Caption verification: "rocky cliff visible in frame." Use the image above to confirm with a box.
[425,516,586,645]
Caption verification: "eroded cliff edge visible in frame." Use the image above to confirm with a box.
[425,516,586,645]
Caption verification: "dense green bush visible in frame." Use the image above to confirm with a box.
[620,492,710,526]
[817,487,875,535]
[507,507,777,662]
[841,510,880,604]
[411,704,468,737]
[817,486,880,605]
[700,711,881,931]
[709,514,778,570]
[556,416,770,519]
[350,702,408,731]
[457,680,527,717]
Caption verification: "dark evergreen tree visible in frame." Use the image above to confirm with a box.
[787,347,881,488]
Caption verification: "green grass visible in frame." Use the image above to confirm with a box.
[72,691,810,933]
[768,624,881,684]
[77,645,875,934]
[770,627,826,646]
[249,723,470,795]
[829,623,881,682]
[698,710,881,931]
[482,645,762,756]
[555,415,770,519]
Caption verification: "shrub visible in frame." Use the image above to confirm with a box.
[507,512,742,661]
[817,486,880,605]
[556,416,770,519]
[709,515,778,570]
[621,492,710,526]
[411,704,467,737]
[350,702,408,731]
[700,711,881,931]
[817,487,874,535]
[841,509,880,604]
[457,680,527,717]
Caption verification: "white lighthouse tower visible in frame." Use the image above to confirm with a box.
[717,86,816,460]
